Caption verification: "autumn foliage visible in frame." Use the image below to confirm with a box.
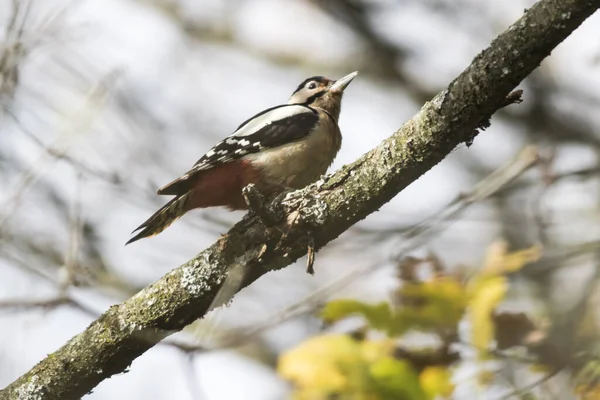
[278,242,600,399]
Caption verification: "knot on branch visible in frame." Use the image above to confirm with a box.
[281,178,329,227]
[466,89,525,147]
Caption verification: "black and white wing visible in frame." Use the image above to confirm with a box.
[157,104,319,195]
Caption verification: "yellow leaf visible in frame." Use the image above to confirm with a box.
[469,276,507,352]
[578,388,600,400]
[574,359,600,399]
[360,339,396,363]
[480,241,541,277]
[280,335,430,400]
[420,366,454,399]
[278,335,366,394]
[467,243,542,354]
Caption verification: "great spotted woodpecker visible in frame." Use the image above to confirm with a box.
[127,71,358,244]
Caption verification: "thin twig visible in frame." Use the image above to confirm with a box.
[306,237,315,275]
[494,367,563,400]
[0,71,119,233]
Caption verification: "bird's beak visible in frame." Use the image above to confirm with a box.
[330,71,358,93]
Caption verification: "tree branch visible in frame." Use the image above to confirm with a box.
[2,0,599,398]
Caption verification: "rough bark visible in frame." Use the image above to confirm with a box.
[2,0,599,398]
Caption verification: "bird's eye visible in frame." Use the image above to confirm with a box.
[308,82,317,90]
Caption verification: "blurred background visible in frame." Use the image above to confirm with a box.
[1,0,600,399]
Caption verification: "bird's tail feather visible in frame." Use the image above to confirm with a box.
[126,194,190,245]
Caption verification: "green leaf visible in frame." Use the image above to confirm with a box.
[396,278,468,333]
[370,357,427,400]
[322,299,393,332]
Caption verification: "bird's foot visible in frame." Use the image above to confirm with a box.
[242,184,284,227]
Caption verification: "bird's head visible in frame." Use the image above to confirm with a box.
[288,71,358,120]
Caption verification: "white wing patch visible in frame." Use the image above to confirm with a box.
[233,105,311,137]
[188,104,314,173]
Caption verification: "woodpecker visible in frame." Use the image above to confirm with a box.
[127,71,358,244]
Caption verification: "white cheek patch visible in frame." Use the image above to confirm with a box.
[233,105,310,137]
